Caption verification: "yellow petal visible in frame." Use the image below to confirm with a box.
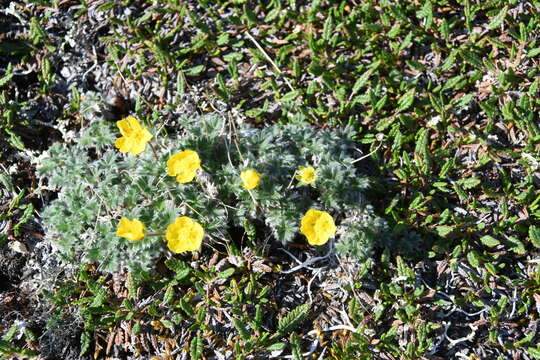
[126,116,143,131]
[116,117,142,137]
[296,165,317,185]
[129,139,146,155]
[241,169,261,190]
[167,150,202,183]
[115,137,126,151]
[166,154,180,176]
[115,136,135,153]
[307,232,325,246]
[116,217,145,241]
[300,209,335,246]
[139,128,153,142]
[176,169,198,183]
[166,216,204,253]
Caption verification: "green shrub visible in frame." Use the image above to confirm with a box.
[37,95,387,273]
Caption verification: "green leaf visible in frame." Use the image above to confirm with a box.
[308,61,324,76]
[433,182,451,192]
[442,75,466,91]
[132,323,141,336]
[480,100,499,119]
[506,236,526,255]
[278,44,296,62]
[161,319,174,329]
[216,33,230,46]
[0,339,17,355]
[457,177,481,190]
[527,47,540,58]
[528,345,540,359]
[218,268,235,279]
[281,90,300,102]
[375,116,396,132]
[0,63,13,87]
[96,1,116,11]
[460,50,483,69]
[414,127,429,155]
[233,318,251,341]
[243,219,257,244]
[266,342,286,351]
[185,65,205,76]
[190,333,203,360]
[381,325,399,341]
[165,258,191,280]
[80,331,91,356]
[439,158,455,177]
[436,225,453,237]
[440,50,457,72]
[2,323,18,341]
[163,285,175,304]
[454,93,474,109]
[351,69,374,95]
[223,52,243,62]
[277,303,309,334]
[13,203,33,236]
[485,263,497,275]
[291,332,302,360]
[414,128,430,173]
[529,226,540,248]
[480,235,500,247]
[264,7,281,22]
[467,250,481,268]
[487,6,508,30]
[417,0,433,28]
[322,15,333,41]
[22,328,35,342]
[440,18,450,39]
[126,273,138,299]
[397,88,415,112]
[387,24,401,38]
[6,129,25,150]
[374,94,388,112]
[529,78,540,96]
[86,279,107,301]
[253,304,263,331]
[451,244,462,258]
[515,331,535,347]
[399,32,413,52]
[179,297,195,317]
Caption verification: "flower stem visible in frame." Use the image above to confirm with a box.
[247,189,259,207]
[146,232,165,237]
[148,142,159,162]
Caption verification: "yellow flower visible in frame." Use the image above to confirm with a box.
[166,216,204,253]
[240,169,261,190]
[295,165,317,185]
[167,150,202,183]
[300,209,336,246]
[114,117,153,155]
[116,217,145,241]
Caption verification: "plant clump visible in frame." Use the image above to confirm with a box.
[37,95,387,272]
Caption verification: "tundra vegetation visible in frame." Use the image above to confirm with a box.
[1,1,539,359]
